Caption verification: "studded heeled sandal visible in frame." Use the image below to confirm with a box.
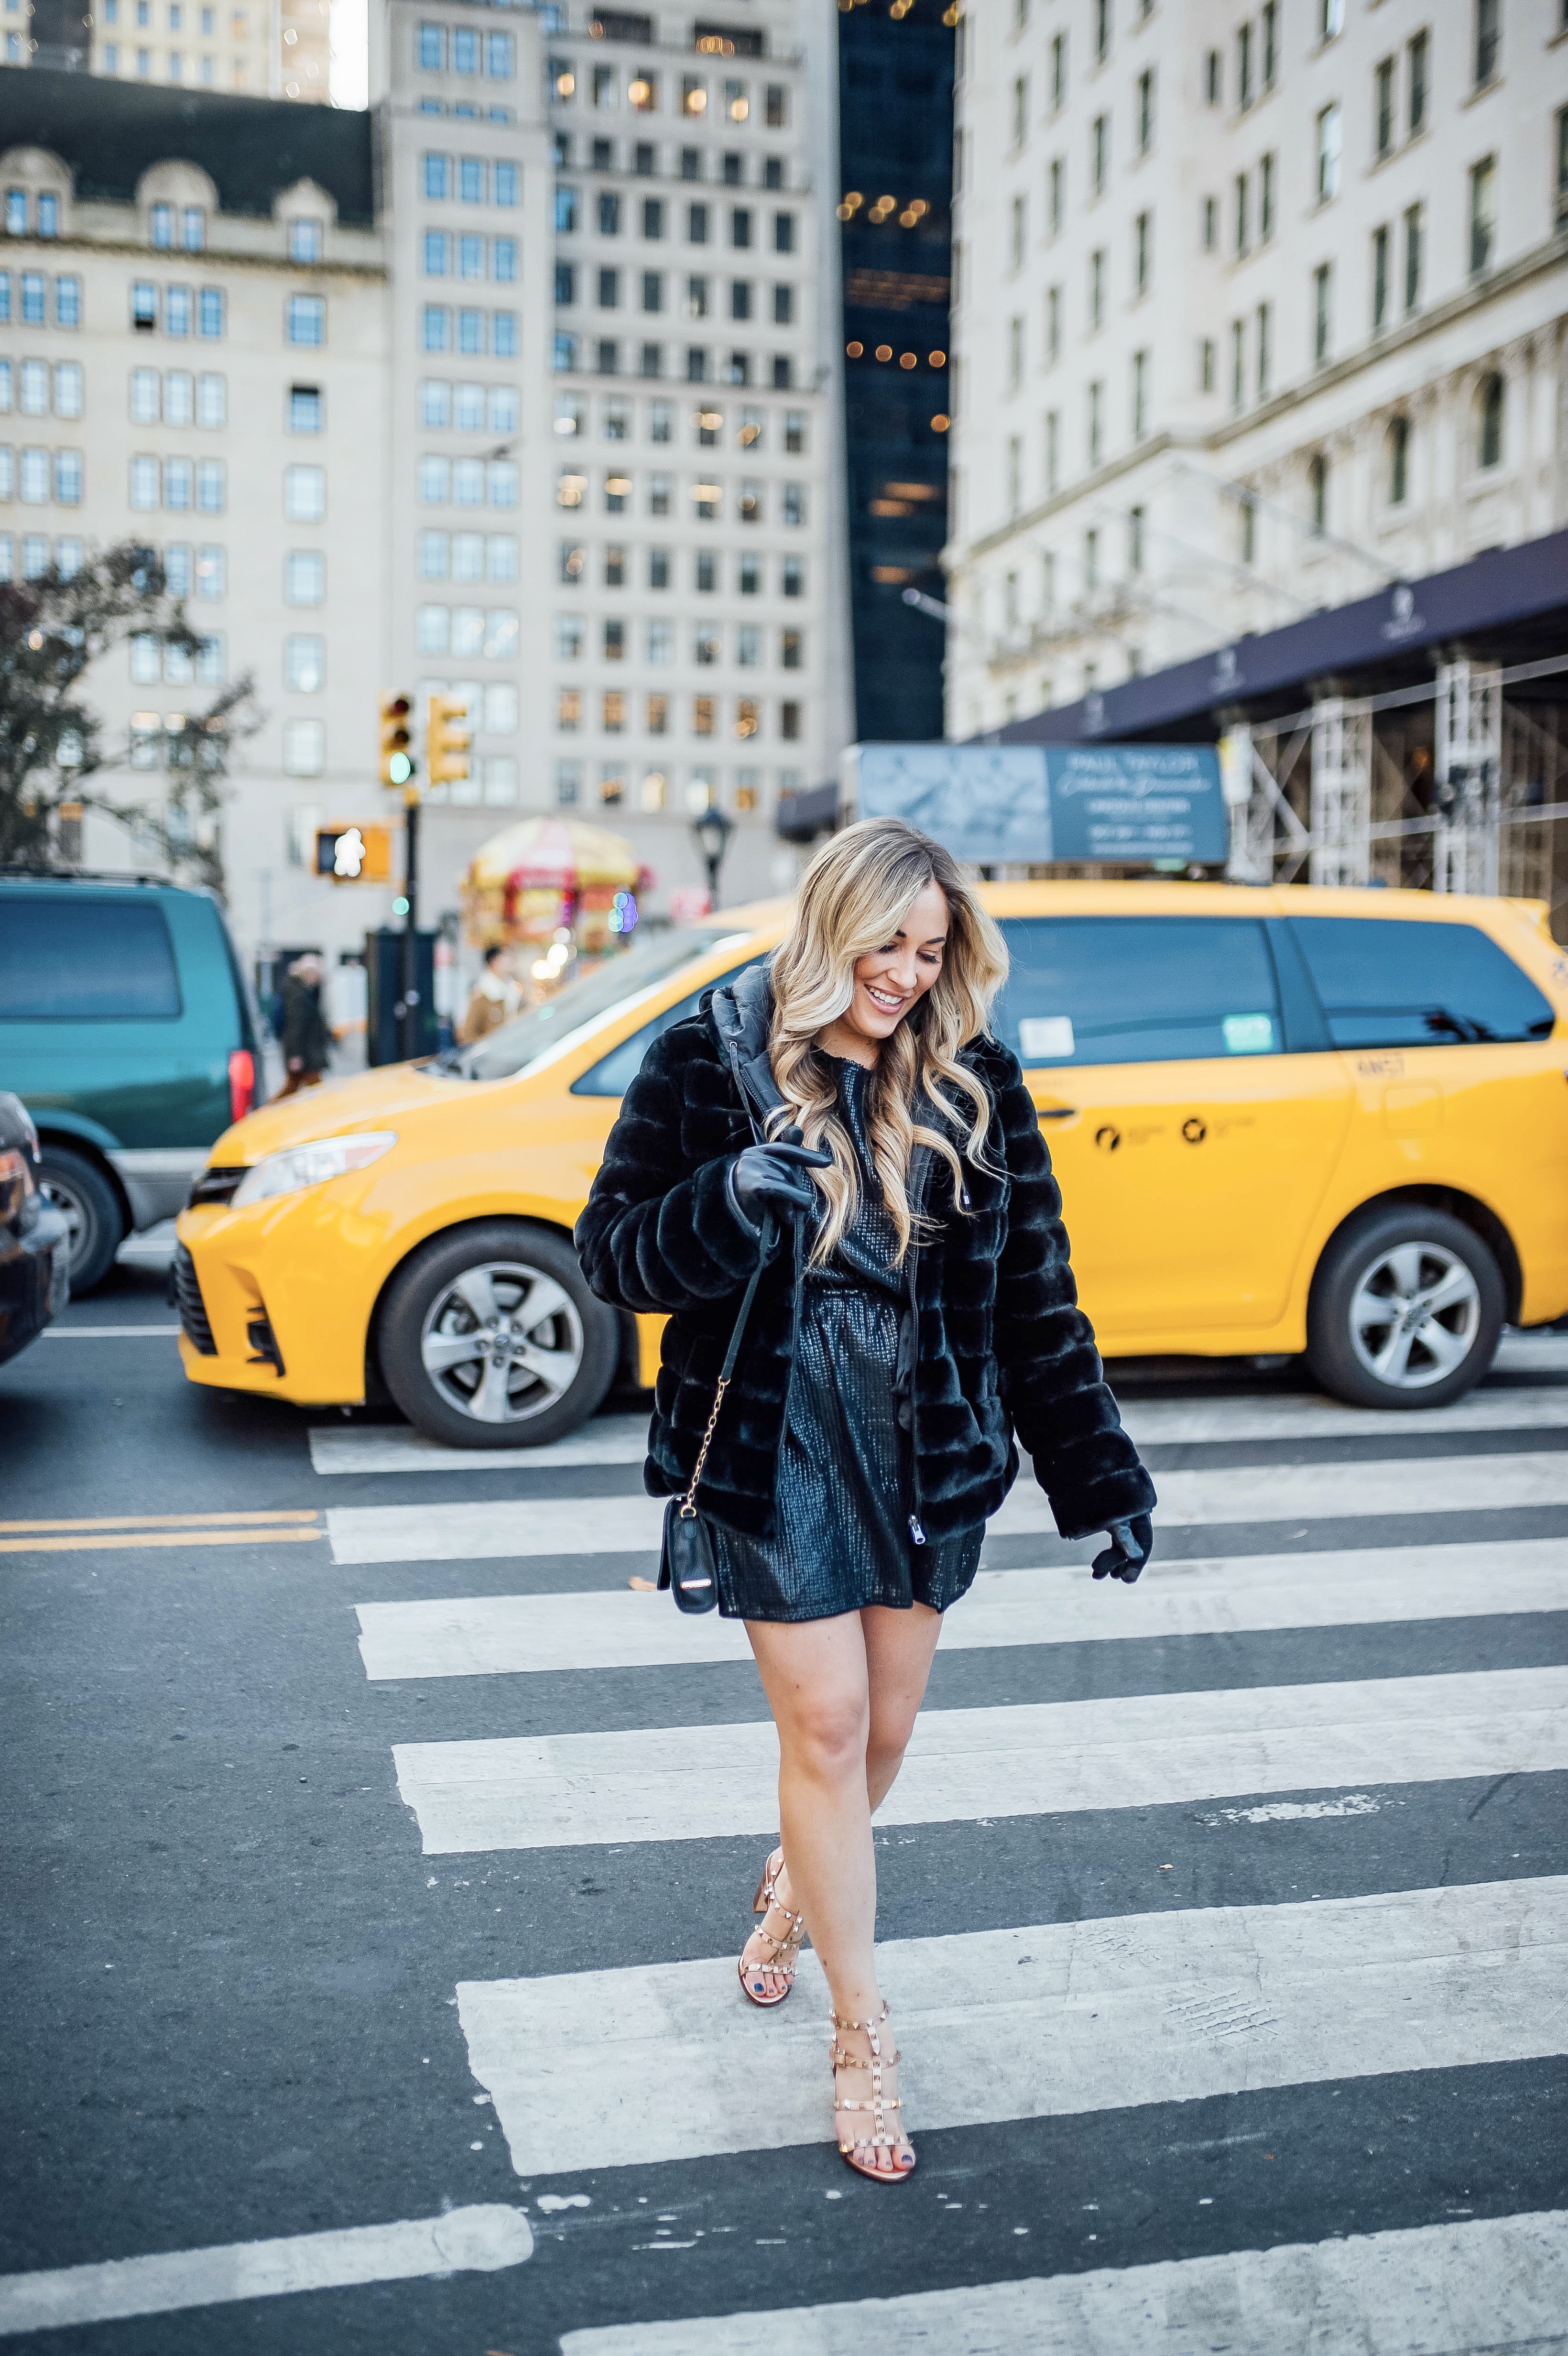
[830,2001,916,2182]
[738,1847,807,2009]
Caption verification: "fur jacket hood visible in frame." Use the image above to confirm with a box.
[575,963,1155,1544]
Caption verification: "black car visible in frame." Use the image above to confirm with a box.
[0,1091,69,1366]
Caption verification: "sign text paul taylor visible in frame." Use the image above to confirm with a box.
[850,742,1227,866]
[1044,744,1226,863]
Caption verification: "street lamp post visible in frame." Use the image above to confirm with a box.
[691,803,734,910]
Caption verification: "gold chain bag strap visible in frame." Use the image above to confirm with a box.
[660,1244,769,1614]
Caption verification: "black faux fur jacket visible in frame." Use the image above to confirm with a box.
[575,981,1155,1545]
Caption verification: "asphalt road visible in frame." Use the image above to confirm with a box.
[2,1247,1567,2354]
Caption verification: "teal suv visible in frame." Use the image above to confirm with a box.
[0,874,260,1291]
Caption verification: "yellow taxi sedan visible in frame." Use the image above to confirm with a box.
[175,881,1568,1444]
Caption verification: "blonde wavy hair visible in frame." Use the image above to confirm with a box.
[767,817,1009,1265]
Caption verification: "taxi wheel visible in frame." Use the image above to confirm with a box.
[1306,1206,1504,1411]
[378,1221,619,1448]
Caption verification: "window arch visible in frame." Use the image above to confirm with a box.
[1386,414,1410,505]
[1477,371,1505,469]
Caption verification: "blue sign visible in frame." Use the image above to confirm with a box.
[1044,743,1226,864]
[850,742,1226,867]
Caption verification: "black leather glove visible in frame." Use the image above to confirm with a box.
[730,1137,831,1222]
[1092,1513,1154,1584]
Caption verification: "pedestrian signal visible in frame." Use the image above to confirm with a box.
[380,693,415,787]
[427,693,470,786]
[316,824,392,883]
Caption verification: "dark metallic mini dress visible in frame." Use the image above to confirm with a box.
[711,1058,985,1625]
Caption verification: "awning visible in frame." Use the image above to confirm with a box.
[977,527,1568,749]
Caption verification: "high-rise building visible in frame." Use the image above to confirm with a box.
[836,0,952,745]
[946,0,1568,746]
[0,1,850,972]
[523,0,850,905]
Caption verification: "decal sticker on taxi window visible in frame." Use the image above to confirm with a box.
[1019,1015,1076,1061]
[1222,1013,1274,1055]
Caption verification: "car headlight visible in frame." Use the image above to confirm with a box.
[231,1131,398,1208]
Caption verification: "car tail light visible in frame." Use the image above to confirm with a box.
[229,1048,255,1125]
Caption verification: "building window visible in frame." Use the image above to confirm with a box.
[1133,210,1150,294]
[1091,114,1107,196]
[1205,49,1221,105]
[1234,172,1249,255]
[1320,0,1344,37]
[289,218,320,264]
[287,294,325,346]
[1409,31,1429,135]
[285,634,324,692]
[1478,372,1505,468]
[692,695,715,736]
[283,719,325,775]
[1474,0,1500,87]
[1403,204,1424,311]
[1374,57,1394,160]
[1312,262,1332,363]
[198,287,222,337]
[1557,107,1568,233]
[1317,104,1341,201]
[151,201,174,249]
[284,463,326,522]
[1260,153,1275,241]
[1137,67,1154,154]
[1469,157,1496,275]
[196,459,224,511]
[1387,414,1410,505]
[1230,318,1245,413]
[1308,451,1329,534]
[1048,158,1063,235]
[1087,378,1102,467]
[1202,194,1217,251]
[1199,338,1215,393]
[1262,1,1278,85]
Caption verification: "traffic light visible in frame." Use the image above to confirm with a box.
[379,694,414,787]
[427,693,470,787]
[316,823,392,883]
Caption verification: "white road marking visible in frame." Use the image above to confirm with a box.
[355,1537,1568,1679]
[559,2206,1568,2356]
[392,1663,1568,1854]
[1118,1382,1568,1445]
[308,1414,651,1476]
[309,1386,1568,1475]
[457,1876,1568,2176]
[0,2205,533,2337]
[41,1325,182,1339]
[326,1447,1568,1565]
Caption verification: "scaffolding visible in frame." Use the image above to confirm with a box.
[1228,655,1568,938]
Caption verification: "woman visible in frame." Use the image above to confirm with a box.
[576,818,1155,2183]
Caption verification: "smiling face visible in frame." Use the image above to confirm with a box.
[818,878,950,1065]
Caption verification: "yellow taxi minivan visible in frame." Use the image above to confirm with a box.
[174,882,1568,1444]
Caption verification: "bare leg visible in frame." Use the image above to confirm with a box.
[743,1606,942,2173]
[862,1601,943,1813]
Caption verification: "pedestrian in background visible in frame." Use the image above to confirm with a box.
[457,945,522,1046]
[272,952,333,1099]
[578,818,1156,2185]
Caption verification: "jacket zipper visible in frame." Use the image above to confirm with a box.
[904,1141,934,1546]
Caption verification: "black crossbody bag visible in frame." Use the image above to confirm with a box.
[660,1235,770,1614]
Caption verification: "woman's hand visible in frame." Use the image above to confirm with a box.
[731,1139,832,1221]
[1091,1514,1153,1584]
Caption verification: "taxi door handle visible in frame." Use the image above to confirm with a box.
[1037,1106,1077,1121]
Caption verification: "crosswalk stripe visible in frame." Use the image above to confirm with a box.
[557,2206,1568,2356]
[354,1536,1568,1680]
[392,1664,1568,1854]
[308,1414,652,1476]
[0,2205,533,2337]
[455,1875,1568,2177]
[309,1386,1568,1477]
[323,1449,1568,1565]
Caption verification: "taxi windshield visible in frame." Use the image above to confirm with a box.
[455,927,728,1081]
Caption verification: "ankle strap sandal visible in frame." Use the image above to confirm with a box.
[829,2001,916,2182]
[738,1846,806,2010]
